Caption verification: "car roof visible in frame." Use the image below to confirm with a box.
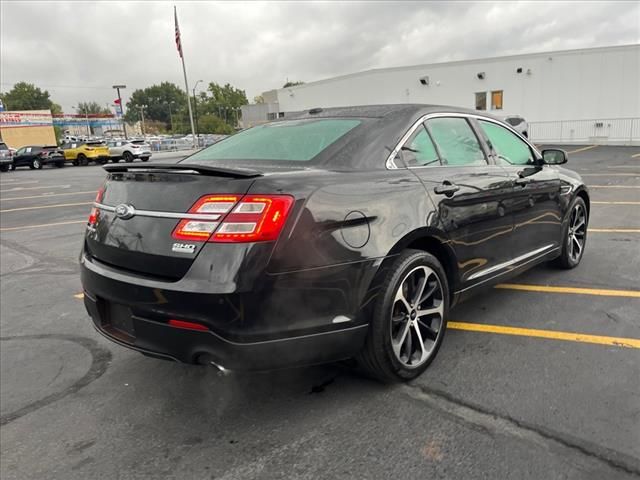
[286,103,503,122]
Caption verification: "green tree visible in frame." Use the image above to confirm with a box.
[196,82,247,128]
[124,82,187,127]
[198,114,234,134]
[76,101,110,115]
[283,81,304,88]
[0,82,60,111]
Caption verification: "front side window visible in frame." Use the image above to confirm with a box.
[475,92,486,110]
[479,120,533,165]
[186,119,361,163]
[491,90,503,110]
[400,125,439,167]
[426,117,487,166]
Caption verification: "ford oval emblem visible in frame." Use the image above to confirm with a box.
[114,203,135,220]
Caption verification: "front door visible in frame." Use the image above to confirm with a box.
[401,116,515,289]
[475,119,563,259]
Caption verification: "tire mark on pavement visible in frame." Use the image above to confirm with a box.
[404,384,640,477]
[0,334,112,426]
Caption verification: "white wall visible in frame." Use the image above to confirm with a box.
[275,45,640,123]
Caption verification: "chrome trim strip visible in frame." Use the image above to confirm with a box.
[467,243,556,281]
[385,111,541,169]
[93,202,222,221]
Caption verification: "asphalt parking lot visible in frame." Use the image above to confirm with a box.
[1,146,638,479]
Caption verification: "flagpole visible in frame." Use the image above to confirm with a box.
[175,6,197,148]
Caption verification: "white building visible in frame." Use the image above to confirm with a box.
[245,44,640,144]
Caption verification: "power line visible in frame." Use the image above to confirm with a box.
[0,82,113,90]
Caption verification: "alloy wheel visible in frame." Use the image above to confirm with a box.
[390,265,444,368]
[567,203,586,263]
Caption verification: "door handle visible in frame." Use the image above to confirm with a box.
[515,177,531,187]
[434,182,460,196]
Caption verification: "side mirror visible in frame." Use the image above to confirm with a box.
[541,149,567,165]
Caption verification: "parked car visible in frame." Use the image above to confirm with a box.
[62,141,110,166]
[0,141,13,171]
[11,145,65,169]
[106,139,152,163]
[80,105,588,382]
[503,115,529,138]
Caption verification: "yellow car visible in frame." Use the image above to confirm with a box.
[62,141,111,166]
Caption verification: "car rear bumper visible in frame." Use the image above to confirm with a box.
[83,290,367,370]
[80,249,377,370]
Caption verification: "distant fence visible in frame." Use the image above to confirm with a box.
[530,118,640,145]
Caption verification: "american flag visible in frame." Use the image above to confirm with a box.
[174,6,183,59]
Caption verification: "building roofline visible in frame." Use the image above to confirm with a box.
[274,43,639,94]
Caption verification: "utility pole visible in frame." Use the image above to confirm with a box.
[112,84,128,139]
[192,79,203,146]
[138,105,147,136]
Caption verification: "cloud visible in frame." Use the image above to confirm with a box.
[1,1,638,111]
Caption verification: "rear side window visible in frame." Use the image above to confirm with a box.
[186,119,361,163]
[401,125,439,167]
[426,117,486,166]
[479,120,534,165]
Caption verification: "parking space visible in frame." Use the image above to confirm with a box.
[1,146,639,479]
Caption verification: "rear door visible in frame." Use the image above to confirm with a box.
[404,116,516,288]
[476,119,562,259]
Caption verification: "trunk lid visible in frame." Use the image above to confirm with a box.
[85,166,259,279]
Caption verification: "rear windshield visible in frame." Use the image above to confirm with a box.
[505,117,522,126]
[87,141,105,146]
[186,119,361,163]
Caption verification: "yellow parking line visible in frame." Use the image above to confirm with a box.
[0,190,97,201]
[566,145,598,154]
[495,283,640,298]
[580,173,639,177]
[631,152,640,158]
[0,184,70,193]
[592,201,640,205]
[0,220,86,232]
[589,228,640,233]
[448,322,640,349]
[74,293,84,299]
[588,185,640,189]
[0,202,92,213]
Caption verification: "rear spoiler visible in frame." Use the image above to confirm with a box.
[103,163,263,178]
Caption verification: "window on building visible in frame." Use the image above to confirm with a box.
[491,90,503,110]
[426,117,487,166]
[267,113,277,121]
[475,92,486,110]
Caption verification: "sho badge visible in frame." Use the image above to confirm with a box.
[172,243,196,254]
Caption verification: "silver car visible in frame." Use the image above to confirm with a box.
[106,139,152,163]
[0,142,14,172]
[503,115,529,138]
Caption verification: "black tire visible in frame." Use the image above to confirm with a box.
[0,165,8,172]
[77,154,88,166]
[30,158,43,169]
[111,158,121,163]
[141,156,149,162]
[123,151,134,163]
[555,196,588,269]
[55,161,65,168]
[356,249,449,383]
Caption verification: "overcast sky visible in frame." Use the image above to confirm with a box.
[1,1,639,112]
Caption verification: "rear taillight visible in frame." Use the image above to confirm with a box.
[168,319,209,331]
[88,187,104,226]
[171,194,294,243]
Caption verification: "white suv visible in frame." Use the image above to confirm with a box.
[503,115,529,138]
[106,139,152,163]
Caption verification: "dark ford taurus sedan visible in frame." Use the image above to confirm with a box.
[80,105,589,381]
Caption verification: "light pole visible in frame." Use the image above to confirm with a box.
[138,104,147,136]
[112,84,127,139]
[192,79,203,145]
[164,101,175,132]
